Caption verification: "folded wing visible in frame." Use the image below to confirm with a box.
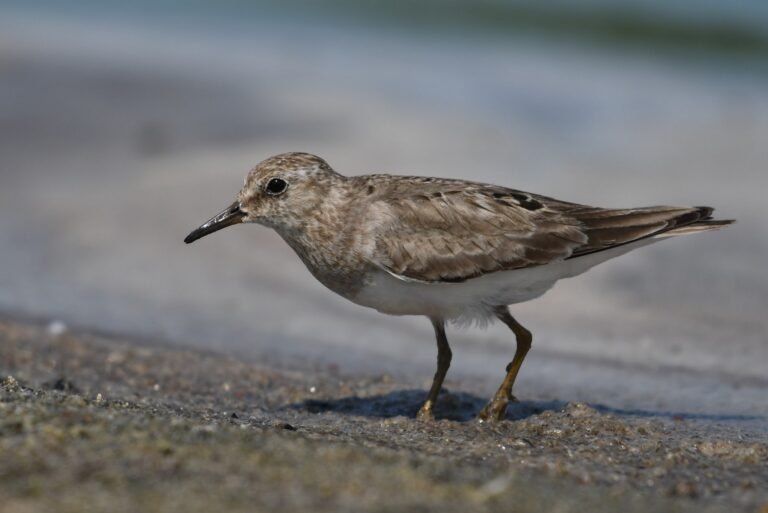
[365,179,731,283]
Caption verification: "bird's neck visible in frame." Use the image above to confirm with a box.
[274,182,371,297]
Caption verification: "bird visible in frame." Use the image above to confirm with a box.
[184,152,734,422]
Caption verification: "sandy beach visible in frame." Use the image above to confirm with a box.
[2,318,767,512]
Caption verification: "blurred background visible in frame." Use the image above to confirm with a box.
[1,1,766,426]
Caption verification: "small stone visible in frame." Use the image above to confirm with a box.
[271,421,296,431]
[511,438,534,448]
[2,375,21,392]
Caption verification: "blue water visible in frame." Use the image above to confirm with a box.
[3,0,767,38]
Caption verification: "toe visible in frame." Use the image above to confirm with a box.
[416,400,435,422]
[477,399,508,422]
[416,409,434,422]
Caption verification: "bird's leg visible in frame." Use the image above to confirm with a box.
[478,306,532,422]
[416,318,452,422]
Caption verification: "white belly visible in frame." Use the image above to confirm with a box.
[351,238,659,323]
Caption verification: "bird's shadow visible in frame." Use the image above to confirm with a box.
[288,389,765,423]
[289,389,564,422]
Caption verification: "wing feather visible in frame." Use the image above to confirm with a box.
[358,176,729,283]
[365,182,585,282]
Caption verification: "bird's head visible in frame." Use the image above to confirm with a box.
[184,152,339,243]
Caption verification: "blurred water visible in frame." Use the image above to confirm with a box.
[4,0,768,29]
[0,6,767,429]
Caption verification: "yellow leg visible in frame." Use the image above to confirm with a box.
[417,318,452,422]
[478,307,532,422]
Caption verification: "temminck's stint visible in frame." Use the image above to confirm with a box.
[185,152,733,422]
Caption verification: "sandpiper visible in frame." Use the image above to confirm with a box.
[185,152,733,422]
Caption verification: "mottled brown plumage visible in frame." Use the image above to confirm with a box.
[185,152,734,422]
[346,173,730,285]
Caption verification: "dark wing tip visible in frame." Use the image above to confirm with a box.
[690,206,736,226]
[692,205,715,220]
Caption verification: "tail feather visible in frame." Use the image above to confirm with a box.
[659,218,735,237]
[567,205,734,259]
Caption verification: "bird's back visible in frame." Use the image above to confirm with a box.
[352,174,733,285]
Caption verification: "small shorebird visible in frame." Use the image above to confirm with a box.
[185,153,733,421]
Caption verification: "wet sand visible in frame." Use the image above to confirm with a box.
[2,318,767,512]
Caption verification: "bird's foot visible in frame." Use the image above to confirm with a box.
[477,393,517,422]
[416,400,435,422]
[477,400,507,422]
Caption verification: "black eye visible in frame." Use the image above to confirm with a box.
[265,177,288,195]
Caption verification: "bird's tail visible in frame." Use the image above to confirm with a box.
[567,205,734,259]
[656,207,735,237]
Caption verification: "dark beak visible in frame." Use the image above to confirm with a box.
[184,201,245,244]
